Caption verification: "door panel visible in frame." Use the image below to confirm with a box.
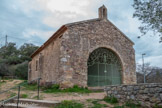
[98,64,105,86]
[88,64,98,86]
[87,48,122,87]
[106,64,112,85]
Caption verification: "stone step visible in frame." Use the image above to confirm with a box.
[10,99,60,108]
[88,87,104,92]
[2,103,46,108]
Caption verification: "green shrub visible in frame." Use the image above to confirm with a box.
[113,106,125,108]
[9,93,17,98]
[43,84,91,93]
[153,104,162,108]
[104,96,118,104]
[21,94,28,98]
[0,80,6,86]
[92,100,107,108]
[21,83,37,91]
[14,61,28,80]
[52,84,60,90]
[55,100,83,108]
[125,101,141,108]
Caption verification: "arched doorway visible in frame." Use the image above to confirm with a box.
[87,48,122,87]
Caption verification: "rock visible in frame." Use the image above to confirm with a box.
[160,94,162,100]
[158,103,162,107]
[127,86,133,91]
[122,87,126,91]
[149,88,155,93]
[144,88,149,94]
[130,95,135,100]
[104,84,162,108]
[134,86,140,90]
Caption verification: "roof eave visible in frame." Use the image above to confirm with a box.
[108,20,135,45]
[31,25,67,58]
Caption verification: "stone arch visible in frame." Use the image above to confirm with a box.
[87,46,124,87]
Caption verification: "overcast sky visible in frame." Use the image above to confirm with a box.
[0,0,162,68]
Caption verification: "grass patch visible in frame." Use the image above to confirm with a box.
[9,92,17,98]
[125,101,141,108]
[18,81,38,91]
[43,84,92,93]
[55,100,83,108]
[32,95,43,100]
[103,96,118,104]
[21,94,28,98]
[91,100,107,108]
[113,105,125,108]
[18,80,27,86]
[0,80,6,87]
[153,104,162,108]
[23,84,37,90]
[19,83,91,93]
[113,101,141,108]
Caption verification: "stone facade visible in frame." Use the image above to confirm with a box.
[105,83,162,107]
[29,6,136,88]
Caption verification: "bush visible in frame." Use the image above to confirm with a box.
[55,100,83,108]
[14,61,28,80]
[9,93,17,98]
[51,84,60,90]
[113,106,125,108]
[125,101,141,108]
[43,84,91,93]
[153,104,162,108]
[21,94,28,98]
[19,81,38,91]
[103,96,118,104]
[92,100,107,108]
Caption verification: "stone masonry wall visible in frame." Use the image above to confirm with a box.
[59,19,136,88]
[105,83,162,107]
[29,37,62,86]
[29,18,136,88]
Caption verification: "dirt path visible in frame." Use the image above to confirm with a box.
[0,80,23,91]
[42,92,107,101]
[0,80,23,101]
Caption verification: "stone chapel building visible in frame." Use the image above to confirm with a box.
[28,5,137,88]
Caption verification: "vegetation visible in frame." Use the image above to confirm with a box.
[9,92,17,98]
[113,100,141,108]
[132,0,162,42]
[91,100,107,108]
[103,96,118,104]
[55,100,83,108]
[125,101,141,108]
[23,83,38,90]
[21,94,28,98]
[43,84,92,93]
[0,80,6,86]
[136,63,162,83]
[113,106,125,108]
[153,104,162,108]
[0,43,39,79]
[18,82,91,93]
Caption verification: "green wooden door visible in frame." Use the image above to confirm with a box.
[88,48,122,87]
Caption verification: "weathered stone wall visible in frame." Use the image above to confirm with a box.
[29,6,136,88]
[105,83,162,107]
[59,19,136,88]
[29,37,62,85]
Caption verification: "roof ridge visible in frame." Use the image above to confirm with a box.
[65,18,101,26]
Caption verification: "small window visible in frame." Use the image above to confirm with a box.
[36,60,38,71]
